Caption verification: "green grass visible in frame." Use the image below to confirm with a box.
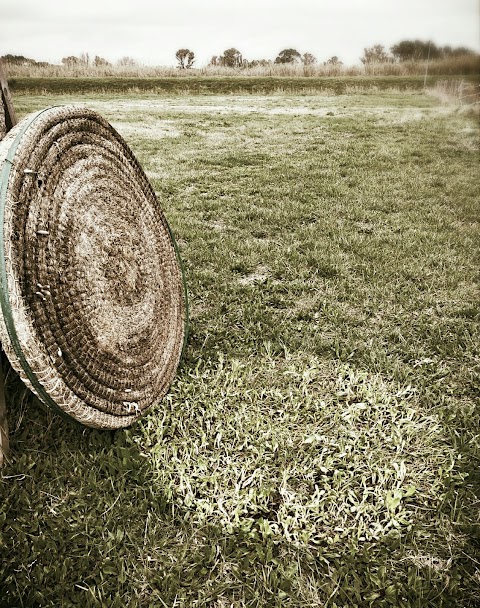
[1,92,479,606]
[7,75,478,96]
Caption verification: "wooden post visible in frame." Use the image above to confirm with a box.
[423,42,431,89]
[0,59,16,466]
[0,60,17,133]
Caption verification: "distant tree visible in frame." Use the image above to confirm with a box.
[117,56,137,66]
[1,54,38,66]
[391,40,419,61]
[248,59,272,68]
[275,48,302,64]
[175,49,195,69]
[391,40,440,62]
[302,53,317,65]
[62,54,92,66]
[324,56,342,66]
[444,45,475,57]
[360,45,391,64]
[94,55,111,67]
[389,40,477,62]
[219,48,243,68]
[62,56,80,66]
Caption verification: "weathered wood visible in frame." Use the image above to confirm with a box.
[0,59,14,465]
[0,59,17,133]
[0,355,8,467]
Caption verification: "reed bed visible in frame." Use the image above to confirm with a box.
[3,54,479,79]
[428,78,480,104]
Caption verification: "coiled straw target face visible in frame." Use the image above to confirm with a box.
[0,106,187,429]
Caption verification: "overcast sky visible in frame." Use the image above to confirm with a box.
[2,0,479,66]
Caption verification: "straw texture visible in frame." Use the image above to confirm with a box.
[0,106,186,429]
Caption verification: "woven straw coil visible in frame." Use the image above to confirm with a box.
[0,106,187,429]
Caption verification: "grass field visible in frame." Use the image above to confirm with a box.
[1,89,479,606]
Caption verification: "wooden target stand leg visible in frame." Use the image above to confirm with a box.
[0,60,17,134]
[0,60,17,467]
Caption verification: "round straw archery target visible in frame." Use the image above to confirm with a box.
[0,106,187,429]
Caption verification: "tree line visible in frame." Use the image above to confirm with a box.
[177,40,476,69]
[1,54,50,68]
[2,40,477,72]
[361,40,476,64]
[178,48,336,69]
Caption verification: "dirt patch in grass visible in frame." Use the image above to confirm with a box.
[237,266,270,285]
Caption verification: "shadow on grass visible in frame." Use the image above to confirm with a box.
[0,374,302,607]
[0,372,177,605]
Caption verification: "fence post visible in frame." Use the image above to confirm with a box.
[0,58,16,466]
[0,60,17,133]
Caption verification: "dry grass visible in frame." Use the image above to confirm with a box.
[3,54,479,79]
[427,79,480,119]
[427,79,480,104]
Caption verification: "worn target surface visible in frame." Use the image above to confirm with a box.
[0,106,187,429]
